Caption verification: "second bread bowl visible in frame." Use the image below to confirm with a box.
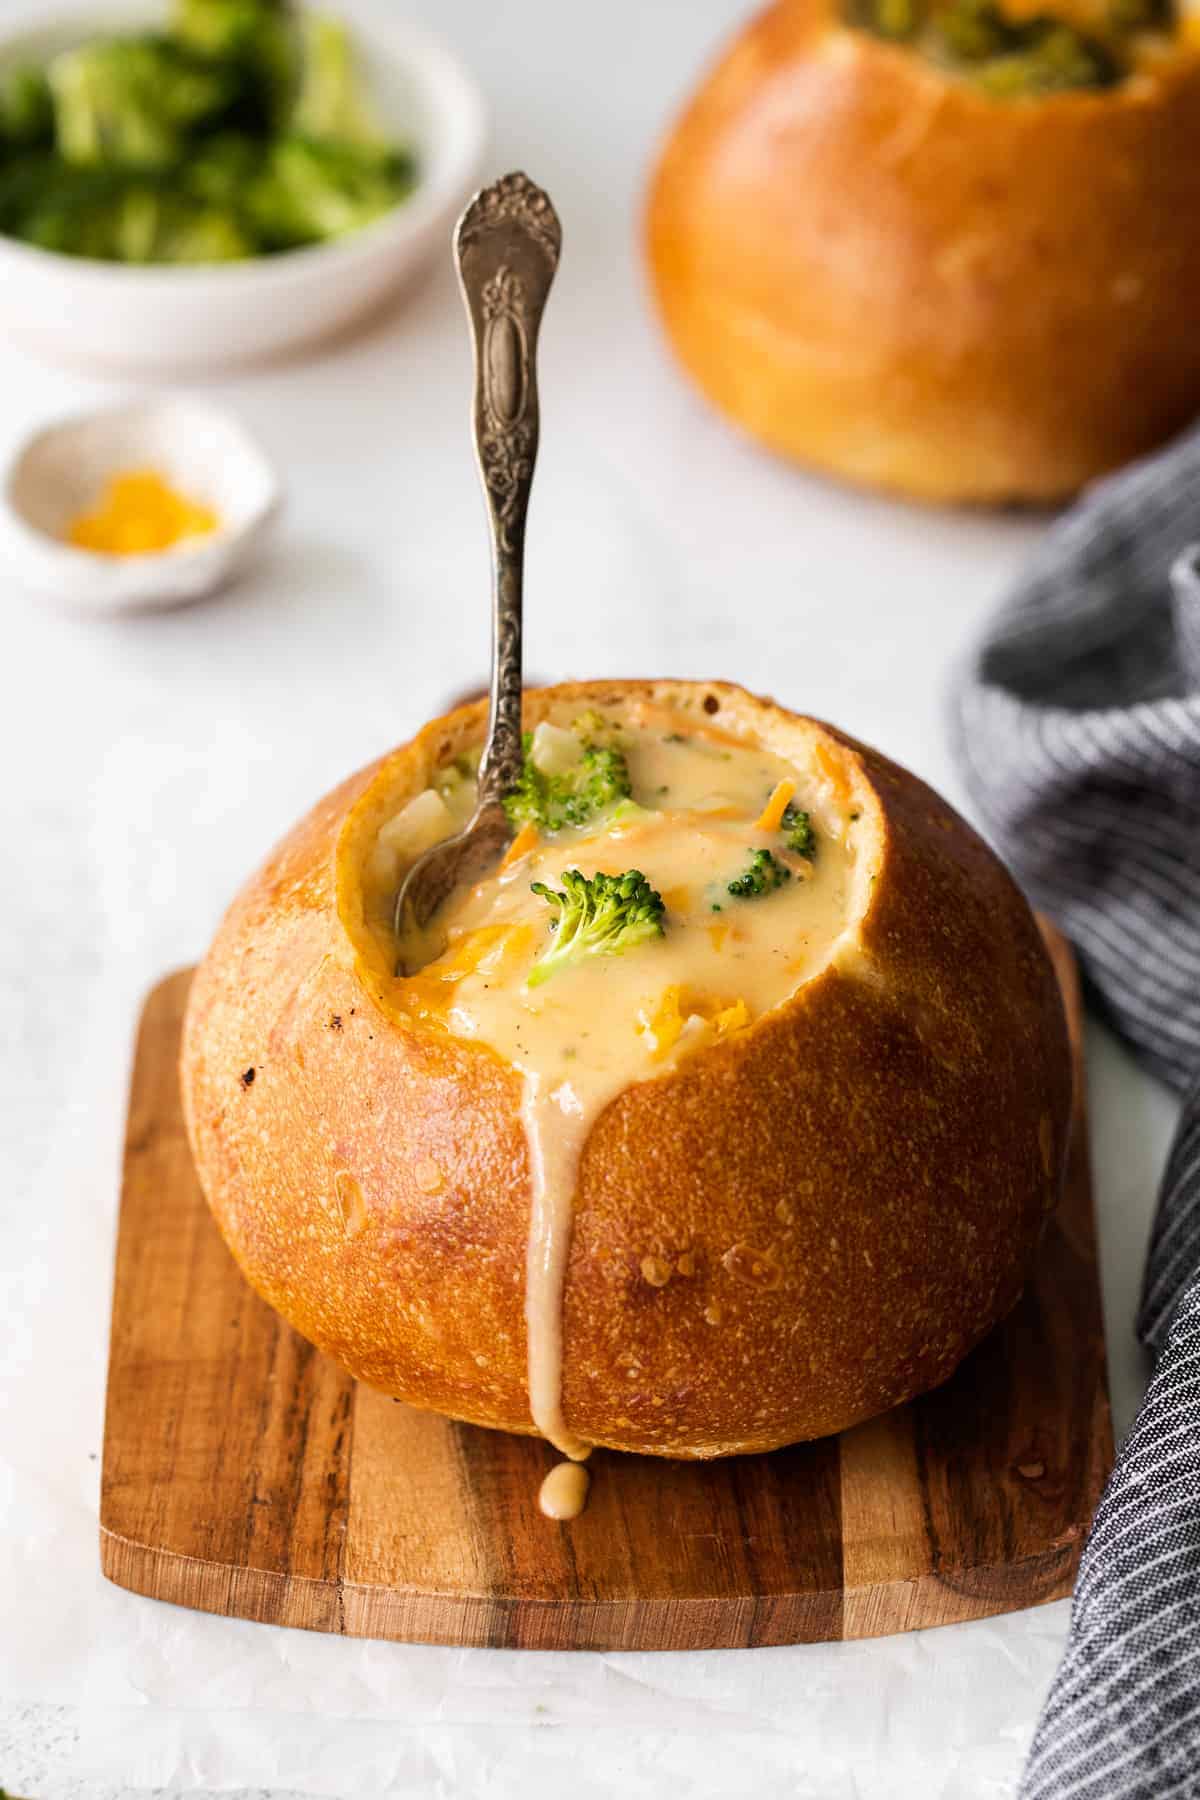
[646,0,1200,504]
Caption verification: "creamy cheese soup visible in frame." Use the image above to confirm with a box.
[372,701,864,1507]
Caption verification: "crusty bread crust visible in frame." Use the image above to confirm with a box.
[181,680,1071,1457]
[645,0,1200,504]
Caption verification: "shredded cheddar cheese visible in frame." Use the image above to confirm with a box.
[639,985,752,1060]
[755,778,797,833]
[399,924,534,1020]
[68,468,219,556]
[711,998,750,1036]
[814,741,852,805]
[640,984,687,1057]
[501,821,541,868]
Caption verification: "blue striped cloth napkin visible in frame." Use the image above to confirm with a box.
[950,429,1200,1800]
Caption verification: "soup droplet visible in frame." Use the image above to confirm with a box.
[538,1460,591,1521]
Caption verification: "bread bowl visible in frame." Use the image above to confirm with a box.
[645,0,1200,504]
[181,679,1071,1474]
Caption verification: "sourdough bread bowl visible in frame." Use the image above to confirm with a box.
[181,679,1071,1459]
[645,0,1200,505]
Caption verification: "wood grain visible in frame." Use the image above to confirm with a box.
[100,924,1111,1651]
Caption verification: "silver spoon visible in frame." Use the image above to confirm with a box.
[394,171,562,957]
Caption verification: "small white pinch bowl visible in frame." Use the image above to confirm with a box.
[3,400,282,613]
[0,3,487,373]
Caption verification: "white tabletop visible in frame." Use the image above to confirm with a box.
[0,1,1179,1795]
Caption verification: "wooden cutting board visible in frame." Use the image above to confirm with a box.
[100,924,1111,1650]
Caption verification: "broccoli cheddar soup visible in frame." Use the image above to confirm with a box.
[368,699,873,1512]
[848,0,1190,95]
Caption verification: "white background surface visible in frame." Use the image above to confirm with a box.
[0,1,1180,1795]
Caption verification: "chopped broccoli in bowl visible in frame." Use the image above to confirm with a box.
[0,0,417,264]
[0,66,53,149]
[727,848,792,898]
[781,802,818,860]
[173,0,296,105]
[245,133,415,249]
[290,10,387,145]
[49,37,237,171]
[528,869,667,987]
[504,731,635,836]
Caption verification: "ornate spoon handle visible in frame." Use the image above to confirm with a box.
[456,172,562,809]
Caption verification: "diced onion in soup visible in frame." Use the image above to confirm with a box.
[367,788,454,891]
[529,721,584,777]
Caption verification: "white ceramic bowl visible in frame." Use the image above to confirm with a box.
[4,400,281,611]
[0,1,487,373]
